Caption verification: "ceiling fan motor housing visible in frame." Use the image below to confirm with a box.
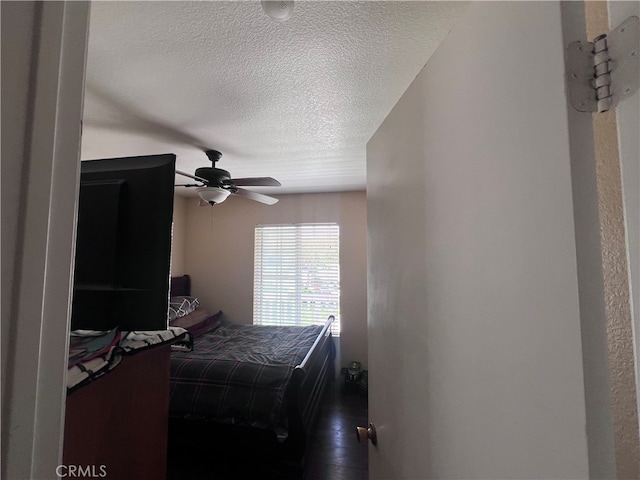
[194,167,231,186]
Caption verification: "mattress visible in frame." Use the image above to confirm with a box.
[169,322,323,432]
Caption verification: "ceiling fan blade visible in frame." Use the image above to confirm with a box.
[232,187,279,205]
[230,177,281,187]
[176,170,208,183]
[175,183,202,187]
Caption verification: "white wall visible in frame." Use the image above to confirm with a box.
[183,192,368,370]
[171,195,188,276]
[1,3,37,438]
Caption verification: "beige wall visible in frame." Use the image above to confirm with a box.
[182,191,367,370]
[585,3,639,477]
[607,0,640,451]
[171,195,187,276]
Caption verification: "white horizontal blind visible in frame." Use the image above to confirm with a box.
[253,223,340,334]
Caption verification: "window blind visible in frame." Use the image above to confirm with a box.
[253,223,340,334]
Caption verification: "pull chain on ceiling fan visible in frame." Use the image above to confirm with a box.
[176,149,281,206]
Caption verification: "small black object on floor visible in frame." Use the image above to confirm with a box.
[167,379,368,480]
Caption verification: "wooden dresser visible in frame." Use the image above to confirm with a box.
[63,345,171,480]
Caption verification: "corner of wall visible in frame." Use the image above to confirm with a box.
[170,195,188,276]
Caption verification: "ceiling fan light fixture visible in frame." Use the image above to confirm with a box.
[176,149,280,205]
[261,1,294,21]
[196,187,230,205]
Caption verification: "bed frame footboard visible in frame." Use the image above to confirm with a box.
[282,315,335,459]
[167,306,336,478]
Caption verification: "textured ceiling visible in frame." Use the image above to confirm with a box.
[81,1,468,194]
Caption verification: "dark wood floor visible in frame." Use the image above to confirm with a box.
[304,381,369,480]
[167,380,368,480]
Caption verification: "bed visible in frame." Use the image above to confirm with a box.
[167,275,335,476]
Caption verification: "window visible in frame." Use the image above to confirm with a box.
[253,223,340,334]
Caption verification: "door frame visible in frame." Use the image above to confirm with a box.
[2,2,90,478]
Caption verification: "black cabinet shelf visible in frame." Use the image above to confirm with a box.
[74,284,147,292]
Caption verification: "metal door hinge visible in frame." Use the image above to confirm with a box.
[566,16,639,113]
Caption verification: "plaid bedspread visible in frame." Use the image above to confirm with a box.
[169,322,323,432]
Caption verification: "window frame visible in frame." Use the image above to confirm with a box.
[253,223,340,334]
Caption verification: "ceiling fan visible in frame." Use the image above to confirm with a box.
[176,149,281,206]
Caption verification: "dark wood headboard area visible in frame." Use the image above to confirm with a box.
[170,275,191,297]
